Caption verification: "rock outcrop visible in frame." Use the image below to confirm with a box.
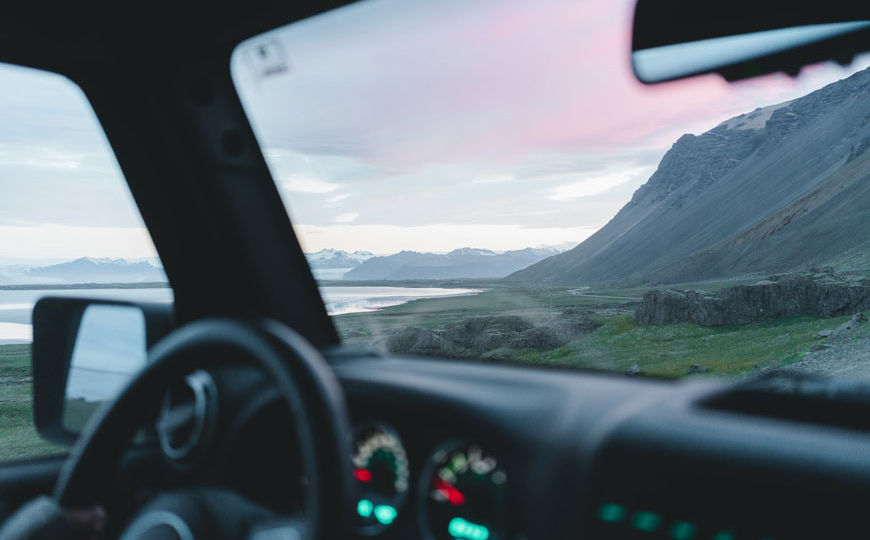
[385,312,601,357]
[635,271,870,326]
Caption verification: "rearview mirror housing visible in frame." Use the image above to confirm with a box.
[32,297,174,445]
[632,0,870,83]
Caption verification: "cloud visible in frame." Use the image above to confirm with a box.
[473,174,515,184]
[0,225,157,259]
[548,167,651,201]
[326,193,351,204]
[0,146,84,170]
[333,212,359,223]
[279,175,339,194]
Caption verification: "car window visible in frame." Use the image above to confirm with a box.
[0,63,171,460]
[232,0,870,381]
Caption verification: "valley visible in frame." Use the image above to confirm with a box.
[332,280,855,379]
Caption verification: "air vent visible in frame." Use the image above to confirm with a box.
[701,372,870,431]
[157,370,217,462]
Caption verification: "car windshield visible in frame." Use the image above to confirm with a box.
[232,0,870,380]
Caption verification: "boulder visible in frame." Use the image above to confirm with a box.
[625,363,643,376]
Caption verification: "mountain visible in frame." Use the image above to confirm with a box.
[344,247,561,280]
[23,257,166,284]
[510,66,870,285]
[305,249,374,269]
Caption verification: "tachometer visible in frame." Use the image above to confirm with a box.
[352,423,410,535]
[420,442,508,540]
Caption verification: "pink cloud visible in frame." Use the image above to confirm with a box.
[244,0,870,171]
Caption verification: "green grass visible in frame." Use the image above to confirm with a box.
[334,282,851,379]
[493,314,850,377]
[0,344,65,461]
[334,284,634,338]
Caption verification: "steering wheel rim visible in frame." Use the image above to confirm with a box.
[54,318,354,539]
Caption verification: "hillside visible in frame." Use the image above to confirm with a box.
[344,247,560,280]
[510,66,870,285]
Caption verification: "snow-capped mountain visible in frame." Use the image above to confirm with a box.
[305,249,375,269]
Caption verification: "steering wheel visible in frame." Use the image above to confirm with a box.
[53,318,354,540]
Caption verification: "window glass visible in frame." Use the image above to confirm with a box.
[232,0,870,380]
[0,63,171,460]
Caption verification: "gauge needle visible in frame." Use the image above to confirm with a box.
[435,477,466,505]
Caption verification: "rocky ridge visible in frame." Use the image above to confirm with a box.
[510,66,870,285]
[634,270,870,326]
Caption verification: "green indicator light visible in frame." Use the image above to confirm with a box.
[670,521,696,540]
[373,505,397,525]
[356,499,374,518]
[597,503,627,523]
[632,511,662,533]
[712,531,735,540]
[448,517,490,540]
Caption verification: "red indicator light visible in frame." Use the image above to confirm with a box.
[354,468,373,482]
[435,477,466,506]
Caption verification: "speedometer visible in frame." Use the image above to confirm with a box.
[420,442,508,540]
[352,423,410,535]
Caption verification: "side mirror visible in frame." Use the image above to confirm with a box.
[631,0,870,83]
[32,297,174,445]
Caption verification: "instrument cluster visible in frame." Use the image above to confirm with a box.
[351,422,508,540]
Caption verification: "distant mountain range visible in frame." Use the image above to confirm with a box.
[0,257,166,285]
[305,249,374,269]
[344,247,562,280]
[0,247,568,285]
[511,66,870,285]
[25,257,166,284]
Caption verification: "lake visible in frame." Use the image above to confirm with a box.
[0,285,480,343]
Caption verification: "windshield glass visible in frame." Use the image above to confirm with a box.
[0,63,171,459]
[232,0,870,380]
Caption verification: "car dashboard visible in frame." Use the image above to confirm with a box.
[145,346,870,540]
[327,348,870,540]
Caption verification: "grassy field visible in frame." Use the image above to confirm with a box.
[497,314,849,377]
[0,345,64,461]
[334,283,849,378]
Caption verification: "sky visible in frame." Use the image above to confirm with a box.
[1,0,869,261]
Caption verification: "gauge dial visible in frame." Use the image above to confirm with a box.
[421,442,508,540]
[352,423,410,534]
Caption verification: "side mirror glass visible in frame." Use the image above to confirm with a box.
[62,304,148,432]
[32,297,174,444]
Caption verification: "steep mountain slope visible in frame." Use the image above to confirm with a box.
[511,67,870,285]
[345,247,560,280]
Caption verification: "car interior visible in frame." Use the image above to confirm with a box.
[2,1,870,539]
